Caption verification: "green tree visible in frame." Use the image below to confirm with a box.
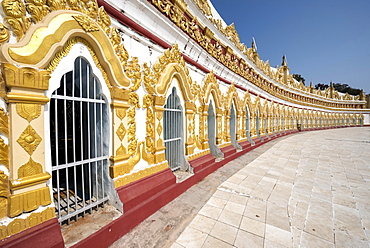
[332,83,361,96]
[292,74,305,85]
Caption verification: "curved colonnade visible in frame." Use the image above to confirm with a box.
[0,0,368,247]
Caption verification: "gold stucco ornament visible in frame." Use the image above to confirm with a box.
[72,14,100,32]
[16,103,41,122]
[17,157,42,178]
[16,125,41,155]
[0,23,10,43]
[2,0,31,41]
[25,0,50,23]
[116,123,126,141]
[0,137,8,169]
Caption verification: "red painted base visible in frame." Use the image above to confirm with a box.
[0,218,64,248]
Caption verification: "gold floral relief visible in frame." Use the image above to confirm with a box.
[143,63,156,94]
[0,137,9,169]
[0,108,9,136]
[17,158,43,178]
[0,171,9,219]
[2,0,31,41]
[16,103,41,122]
[110,27,129,67]
[25,0,50,23]
[16,125,42,155]
[129,92,140,108]
[72,15,100,32]
[0,23,10,43]
[126,58,142,91]
[97,6,111,34]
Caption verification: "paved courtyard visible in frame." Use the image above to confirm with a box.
[112,127,370,248]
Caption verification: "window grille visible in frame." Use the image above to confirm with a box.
[230,104,241,149]
[208,100,223,159]
[50,57,109,224]
[163,88,187,171]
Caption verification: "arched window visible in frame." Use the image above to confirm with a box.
[230,104,241,149]
[245,106,254,143]
[256,110,263,140]
[50,57,110,224]
[207,100,223,159]
[163,87,190,172]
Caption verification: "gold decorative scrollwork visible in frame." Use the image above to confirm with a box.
[16,125,42,155]
[25,0,49,23]
[16,103,41,122]
[142,94,155,164]
[0,23,10,43]
[72,15,100,32]
[0,108,9,136]
[143,63,156,94]
[0,137,9,169]
[0,171,9,219]
[126,58,142,91]
[127,92,139,157]
[110,27,129,67]
[193,0,212,16]
[17,157,42,178]
[97,6,111,34]
[2,0,31,41]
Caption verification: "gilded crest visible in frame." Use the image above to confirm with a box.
[16,103,41,122]
[72,15,100,32]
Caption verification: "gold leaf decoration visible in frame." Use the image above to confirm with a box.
[17,125,42,155]
[16,103,41,122]
[72,15,100,32]
[0,23,10,43]
[110,27,129,67]
[116,123,126,141]
[0,108,9,136]
[0,137,8,169]
[143,63,156,94]
[97,6,110,34]
[126,57,142,91]
[116,108,126,120]
[129,92,140,108]
[46,0,67,11]
[116,144,126,155]
[0,171,9,219]
[193,0,212,16]
[157,122,162,136]
[2,0,31,41]
[25,0,50,23]
[17,157,42,178]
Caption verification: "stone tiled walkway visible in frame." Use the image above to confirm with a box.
[172,127,370,248]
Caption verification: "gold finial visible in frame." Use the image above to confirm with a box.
[282,55,287,67]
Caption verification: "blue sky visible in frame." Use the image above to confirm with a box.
[210,0,370,94]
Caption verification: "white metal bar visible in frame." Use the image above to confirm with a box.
[51,95,105,103]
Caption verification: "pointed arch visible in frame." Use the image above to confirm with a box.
[2,11,130,88]
[202,72,223,109]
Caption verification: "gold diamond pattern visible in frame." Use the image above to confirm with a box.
[17,125,42,155]
[116,123,126,141]
[157,123,162,135]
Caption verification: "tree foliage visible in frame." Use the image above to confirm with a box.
[333,83,362,96]
[314,82,362,96]
[292,74,305,85]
